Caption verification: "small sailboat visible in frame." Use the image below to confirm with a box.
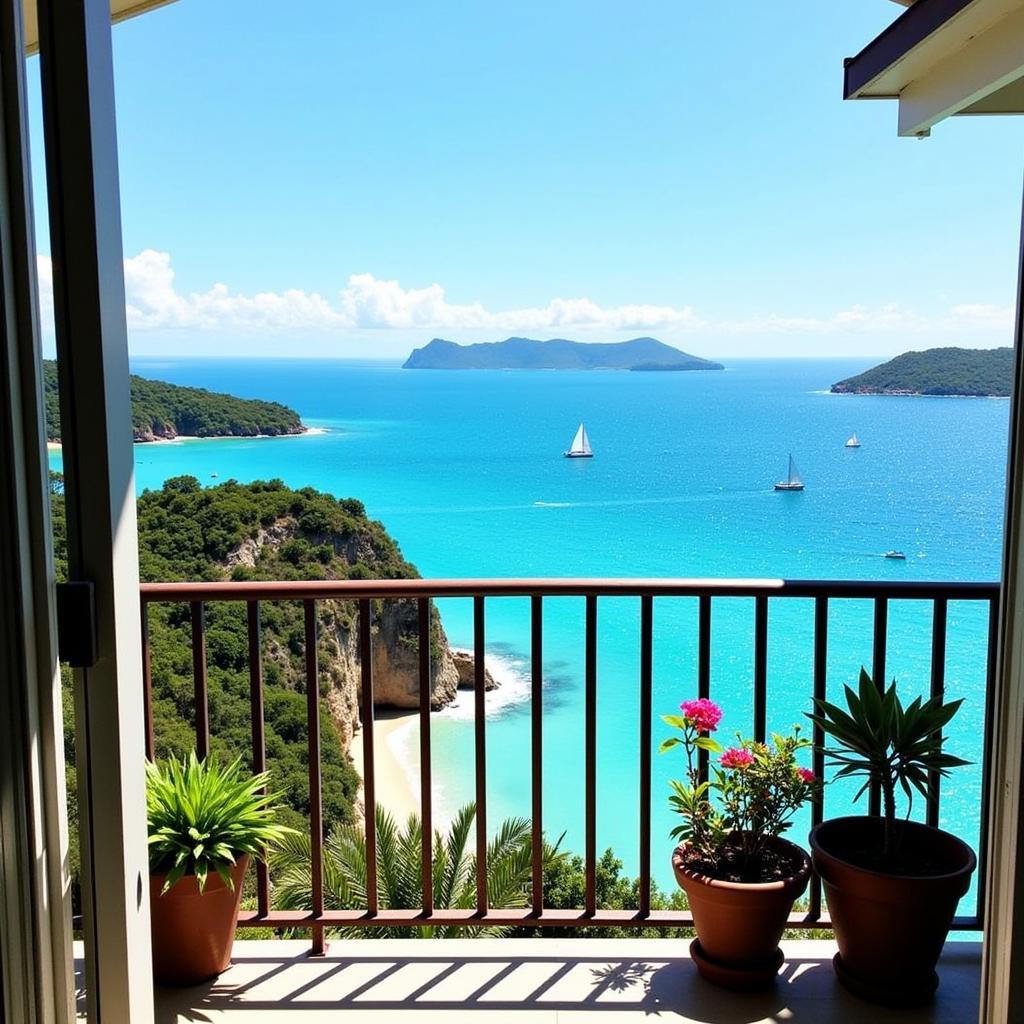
[884,550,906,560]
[774,454,804,491]
[564,423,593,459]
[845,434,861,448]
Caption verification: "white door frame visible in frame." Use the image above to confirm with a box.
[981,177,1024,1024]
[0,0,73,1021]
[34,0,155,1019]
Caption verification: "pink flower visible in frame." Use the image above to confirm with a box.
[720,747,755,769]
[679,698,723,733]
[797,767,815,784]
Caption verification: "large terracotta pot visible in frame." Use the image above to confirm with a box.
[810,817,976,1006]
[672,837,811,990]
[150,855,249,987]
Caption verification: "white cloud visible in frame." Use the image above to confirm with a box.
[32,249,1015,344]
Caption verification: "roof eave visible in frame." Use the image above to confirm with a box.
[22,0,179,56]
[844,0,1024,137]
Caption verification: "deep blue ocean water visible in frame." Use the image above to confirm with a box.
[52,356,1008,901]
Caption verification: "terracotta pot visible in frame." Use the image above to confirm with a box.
[672,837,811,990]
[150,855,249,987]
[810,817,976,1006]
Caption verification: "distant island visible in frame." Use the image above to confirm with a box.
[402,336,724,371]
[43,360,306,442]
[830,347,1013,397]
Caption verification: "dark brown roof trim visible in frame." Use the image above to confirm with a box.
[844,0,977,99]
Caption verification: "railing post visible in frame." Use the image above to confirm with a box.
[809,596,828,921]
[697,595,712,781]
[531,595,544,916]
[927,599,947,829]
[638,595,653,917]
[191,601,209,759]
[304,601,324,954]
[584,594,597,917]
[418,599,434,913]
[141,601,154,760]
[868,597,888,817]
[247,601,269,918]
[753,594,768,743]
[473,596,488,914]
[358,599,378,915]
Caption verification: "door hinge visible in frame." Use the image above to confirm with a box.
[55,581,97,667]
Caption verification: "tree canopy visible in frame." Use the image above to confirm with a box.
[43,360,304,441]
[831,347,1013,397]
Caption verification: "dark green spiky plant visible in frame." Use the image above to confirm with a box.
[146,752,296,893]
[808,668,969,863]
[274,803,551,938]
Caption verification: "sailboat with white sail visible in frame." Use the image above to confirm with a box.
[845,434,861,448]
[564,423,593,459]
[774,454,804,491]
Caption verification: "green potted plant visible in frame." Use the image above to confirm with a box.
[147,751,295,986]
[661,698,818,990]
[808,669,976,1006]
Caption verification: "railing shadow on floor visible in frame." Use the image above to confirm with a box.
[140,940,982,1024]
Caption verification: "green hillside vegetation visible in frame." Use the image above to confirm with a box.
[53,476,442,868]
[831,347,1013,397]
[51,476,701,933]
[403,336,723,371]
[43,360,305,442]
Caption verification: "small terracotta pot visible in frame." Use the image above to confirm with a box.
[672,837,811,990]
[150,855,249,987]
[810,817,976,1006]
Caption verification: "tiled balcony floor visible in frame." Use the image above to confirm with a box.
[82,937,981,1023]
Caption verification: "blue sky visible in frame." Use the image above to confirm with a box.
[27,0,1024,359]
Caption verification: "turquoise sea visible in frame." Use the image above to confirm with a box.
[51,357,1008,902]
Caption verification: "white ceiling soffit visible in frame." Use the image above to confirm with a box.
[21,0,179,55]
[848,0,1024,137]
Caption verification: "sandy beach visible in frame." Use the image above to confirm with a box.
[349,708,420,823]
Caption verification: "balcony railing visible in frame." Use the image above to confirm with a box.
[140,577,999,952]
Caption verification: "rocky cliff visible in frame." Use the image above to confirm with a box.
[127,476,499,830]
[224,517,486,747]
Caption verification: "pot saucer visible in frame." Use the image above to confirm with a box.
[832,953,938,1007]
[689,939,784,991]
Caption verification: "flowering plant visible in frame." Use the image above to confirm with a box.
[660,698,818,880]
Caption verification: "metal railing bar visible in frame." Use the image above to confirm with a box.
[531,595,544,916]
[358,599,378,915]
[139,578,1000,602]
[138,577,997,936]
[247,600,269,918]
[868,597,888,817]
[753,594,768,744]
[697,594,711,782]
[190,600,209,759]
[474,595,488,914]
[809,595,828,920]
[141,602,154,760]
[927,598,947,829]
[585,594,598,917]
[418,598,434,914]
[638,595,653,918]
[304,599,325,954]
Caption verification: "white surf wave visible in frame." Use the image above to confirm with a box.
[440,648,532,721]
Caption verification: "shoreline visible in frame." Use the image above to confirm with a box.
[46,425,328,452]
[349,708,420,823]
[349,650,530,828]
